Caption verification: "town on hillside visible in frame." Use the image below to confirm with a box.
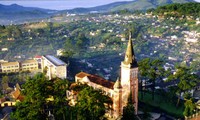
[0,1,199,120]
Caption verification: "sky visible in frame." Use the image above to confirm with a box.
[0,0,133,10]
[0,0,199,10]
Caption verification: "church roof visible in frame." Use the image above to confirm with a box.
[76,72,90,78]
[76,72,114,89]
[123,33,137,67]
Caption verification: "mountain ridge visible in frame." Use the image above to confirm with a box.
[0,0,197,25]
[0,3,56,13]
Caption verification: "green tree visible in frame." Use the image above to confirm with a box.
[11,73,69,120]
[63,37,75,58]
[122,103,137,120]
[138,58,165,100]
[183,99,196,117]
[50,78,69,120]
[11,73,50,120]
[1,76,9,93]
[75,86,112,120]
[168,66,199,106]
[122,93,138,120]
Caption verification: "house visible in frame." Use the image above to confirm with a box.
[41,55,67,80]
[1,48,8,51]
[10,87,24,102]
[56,49,64,56]
[67,34,139,119]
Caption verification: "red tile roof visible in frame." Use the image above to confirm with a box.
[11,88,20,99]
[76,72,90,78]
[34,55,42,58]
[11,88,24,101]
[17,95,24,101]
[76,72,114,89]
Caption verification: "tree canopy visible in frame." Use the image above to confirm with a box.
[138,58,165,100]
[75,86,112,120]
[149,3,200,18]
[11,73,69,120]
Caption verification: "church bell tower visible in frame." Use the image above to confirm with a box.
[120,33,138,114]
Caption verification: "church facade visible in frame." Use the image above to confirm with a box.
[70,35,138,119]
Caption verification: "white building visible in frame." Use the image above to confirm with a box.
[41,55,67,80]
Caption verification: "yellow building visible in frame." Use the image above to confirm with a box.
[1,62,20,73]
[21,59,38,71]
[41,55,67,79]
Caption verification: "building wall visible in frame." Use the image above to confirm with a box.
[56,65,67,79]
[130,68,139,114]
[41,56,67,79]
[41,57,54,79]
[120,63,131,109]
[21,60,38,71]
[1,62,20,73]
[121,62,139,114]
[113,87,122,118]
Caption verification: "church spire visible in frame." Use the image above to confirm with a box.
[114,77,122,89]
[123,32,137,67]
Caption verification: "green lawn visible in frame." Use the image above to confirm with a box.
[139,91,184,118]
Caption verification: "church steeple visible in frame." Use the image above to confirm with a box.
[123,32,137,67]
[114,77,122,89]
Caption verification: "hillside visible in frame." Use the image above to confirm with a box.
[0,4,54,13]
[150,2,200,17]
[62,1,132,13]
[0,4,57,25]
[63,0,196,13]
[111,0,196,11]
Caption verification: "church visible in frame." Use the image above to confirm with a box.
[68,34,139,119]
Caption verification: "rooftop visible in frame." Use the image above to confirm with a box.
[76,72,114,89]
[34,55,42,59]
[21,59,37,64]
[11,88,20,99]
[1,62,19,66]
[43,55,66,66]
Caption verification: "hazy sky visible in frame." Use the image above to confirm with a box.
[0,0,200,10]
[0,0,133,10]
